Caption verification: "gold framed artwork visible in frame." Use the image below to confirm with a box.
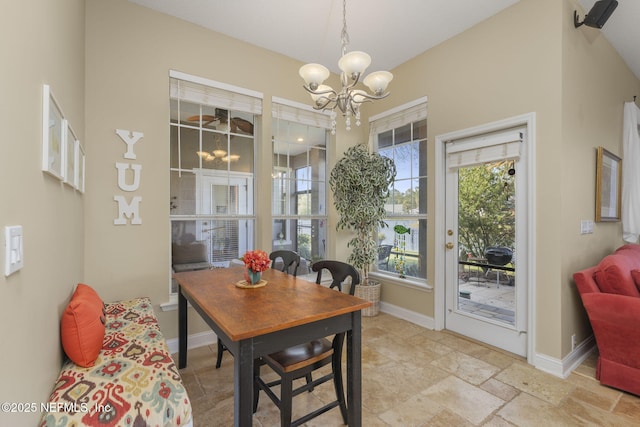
[595,146,622,222]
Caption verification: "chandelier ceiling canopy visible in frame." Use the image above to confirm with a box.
[299,0,393,134]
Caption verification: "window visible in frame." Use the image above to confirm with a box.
[272,99,331,268]
[169,71,262,293]
[370,99,428,280]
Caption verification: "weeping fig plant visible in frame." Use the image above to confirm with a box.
[330,144,396,282]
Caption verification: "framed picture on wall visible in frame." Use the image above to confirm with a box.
[595,146,622,222]
[75,141,85,193]
[42,84,65,180]
[64,120,77,187]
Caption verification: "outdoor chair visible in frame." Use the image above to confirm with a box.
[378,244,393,270]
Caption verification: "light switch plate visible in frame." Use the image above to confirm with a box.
[580,220,594,234]
[5,225,23,276]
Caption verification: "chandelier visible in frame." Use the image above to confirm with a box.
[187,113,241,163]
[196,148,239,163]
[298,0,393,135]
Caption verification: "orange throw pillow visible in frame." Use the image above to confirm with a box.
[60,284,105,367]
[74,283,106,315]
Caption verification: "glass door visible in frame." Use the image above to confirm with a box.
[444,129,527,356]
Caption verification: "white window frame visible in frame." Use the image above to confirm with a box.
[369,97,428,289]
[271,97,331,263]
[169,71,263,296]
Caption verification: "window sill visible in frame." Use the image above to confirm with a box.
[368,272,433,292]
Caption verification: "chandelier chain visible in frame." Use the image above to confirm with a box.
[340,0,349,56]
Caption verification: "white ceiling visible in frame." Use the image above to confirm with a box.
[129,0,640,80]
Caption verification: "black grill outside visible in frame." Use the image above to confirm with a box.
[484,247,513,266]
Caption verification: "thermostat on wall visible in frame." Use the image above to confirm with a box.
[5,225,24,276]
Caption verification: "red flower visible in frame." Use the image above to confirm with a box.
[242,250,270,273]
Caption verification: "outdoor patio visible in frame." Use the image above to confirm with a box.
[458,270,515,325]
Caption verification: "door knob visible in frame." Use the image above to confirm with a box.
[445,242,454,250]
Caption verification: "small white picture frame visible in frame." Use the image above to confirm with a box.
[42,84,65,180]
[75,141,85,193]
[64,120,77,187]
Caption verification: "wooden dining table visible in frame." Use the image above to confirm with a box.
[174,266,371,427]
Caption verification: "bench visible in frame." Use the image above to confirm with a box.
[41,285,192,426]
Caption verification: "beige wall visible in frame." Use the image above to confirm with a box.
[560,0,640,356]
[83,0,364,339]
[370,0,565,356]
[371,0,639,360]
[3,1,639,423]
[0,1,85,426]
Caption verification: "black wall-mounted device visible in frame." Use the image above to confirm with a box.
[574,0,618,29]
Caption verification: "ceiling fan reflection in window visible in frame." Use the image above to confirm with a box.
[186,108,254,163]
[185,108,254,134]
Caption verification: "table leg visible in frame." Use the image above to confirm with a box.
[234,340,254,427]
[346,311,362,427]
[178,287,188,369]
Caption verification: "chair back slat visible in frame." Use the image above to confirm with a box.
[269,250,301,277]
[311,260,360,295]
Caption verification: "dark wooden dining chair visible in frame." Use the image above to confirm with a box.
[269,250,301,277]
[216,251,301,369]
[253,260,360,426]
[311,259,359,295]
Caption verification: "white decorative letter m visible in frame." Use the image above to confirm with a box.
[114,195,142,225]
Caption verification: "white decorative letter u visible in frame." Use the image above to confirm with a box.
[115,162,142,192]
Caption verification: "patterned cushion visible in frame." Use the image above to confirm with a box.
[41,298,192,427]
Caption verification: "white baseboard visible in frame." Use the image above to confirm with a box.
[379,301,435,330]
[533,335,596,378]
[166,330,217,355]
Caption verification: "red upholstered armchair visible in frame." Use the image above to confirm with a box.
[573,244,640,396]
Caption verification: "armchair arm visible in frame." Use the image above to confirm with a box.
[580,293,640,369]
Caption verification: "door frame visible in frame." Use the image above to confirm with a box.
[434,112,536,364]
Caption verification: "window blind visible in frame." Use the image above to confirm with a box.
[169,71,262,115]
[446,130,523,169]
[369,98,427,137]
[272,97,332,130]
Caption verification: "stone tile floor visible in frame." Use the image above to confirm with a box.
[175,313,640,426]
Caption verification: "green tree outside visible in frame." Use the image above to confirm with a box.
[457,161,515,259]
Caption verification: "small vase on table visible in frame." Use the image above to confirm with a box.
[245,269,261,285]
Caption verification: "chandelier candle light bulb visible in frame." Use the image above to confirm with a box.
[299,0,393,134]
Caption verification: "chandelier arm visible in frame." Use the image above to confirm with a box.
[312,97,337,111]
[349,91,391,103]
[302,85,337,98]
